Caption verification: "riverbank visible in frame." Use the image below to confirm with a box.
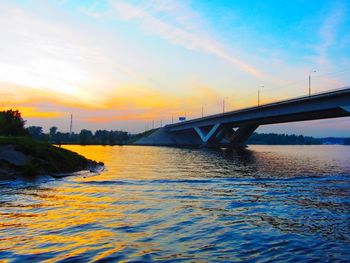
[0,136,103,180]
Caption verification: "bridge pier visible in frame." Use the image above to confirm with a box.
[194,124,221,146]
[226,124,259,147]
[193,124,259,148]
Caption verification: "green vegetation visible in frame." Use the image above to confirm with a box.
[27,126,49,141]
[0,110,130,145]
[0,110,102,178]
[0,110,27,136]
[0,136,101,176]
[34,125,154,146]
[344,138,350,145]
[49,129,130,145]
[128,128,158,144]
[247,133,321,145]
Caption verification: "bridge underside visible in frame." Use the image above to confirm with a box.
[190,106,350,148]
[193,123,258,148]
[136,107,350,148]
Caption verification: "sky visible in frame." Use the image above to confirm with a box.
[1,0,350,136]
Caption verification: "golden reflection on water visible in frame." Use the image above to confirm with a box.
[1,146,171,261]
[62,145,203,181]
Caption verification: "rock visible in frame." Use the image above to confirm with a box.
[0,138,103,178]
[0,145,29,166]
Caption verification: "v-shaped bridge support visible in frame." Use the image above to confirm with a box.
[194,124,221,144]
[193,123,259,148]
[341,106,350,112]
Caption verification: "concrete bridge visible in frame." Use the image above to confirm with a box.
[136,87,350,148]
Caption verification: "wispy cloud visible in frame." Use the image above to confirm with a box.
[315,3,346,66]
[109,1,266,79]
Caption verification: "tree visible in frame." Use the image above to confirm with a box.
[79,129,93,145]
[95,130,109,145]
[109,130,116,145]
[0,109,27,136]
[27,126,43,139]
[50,126,58,136]
[55,132,62,146]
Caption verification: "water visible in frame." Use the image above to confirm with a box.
[1,145,350,262]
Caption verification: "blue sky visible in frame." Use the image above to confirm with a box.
[1,0,350,136]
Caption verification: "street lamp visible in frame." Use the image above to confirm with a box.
[258,86,264,106]
[309,70,316,96]
[201,105,204,118]
[222,97,229,113]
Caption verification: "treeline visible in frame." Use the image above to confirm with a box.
[344,138,350,145]
[0,110,130,145]
[247,132,321,145]
[30,127,131,145]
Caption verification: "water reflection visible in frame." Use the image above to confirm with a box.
[0,145,350,262]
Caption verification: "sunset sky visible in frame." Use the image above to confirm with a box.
[1,0,350,136]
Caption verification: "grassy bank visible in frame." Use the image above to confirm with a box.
[0,136,102,178]
[128,128,159,144]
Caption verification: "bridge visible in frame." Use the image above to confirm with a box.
[136,87,350,148]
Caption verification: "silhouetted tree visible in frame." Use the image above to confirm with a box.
[0,110,27,136]
[79,129,93,145]
[247,132,320,145]
[344,138,350,145]
[109,130,116,145]
[55,132,62,146]
[50,126,58,136]
[27,126,43,139]
[95,130,109,145]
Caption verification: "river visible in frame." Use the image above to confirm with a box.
[1,145,350,262]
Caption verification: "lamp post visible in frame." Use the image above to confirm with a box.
[258,86,264,106]
[222,97,229,113]
[309,70,316,96]
[202,104,207,118]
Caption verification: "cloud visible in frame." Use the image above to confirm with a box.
[315,3,345,66]
[0,2,144,105]
[1,80,222,122]
[109,1,266,79]
[8,106,62,119]
[0,82,104,110]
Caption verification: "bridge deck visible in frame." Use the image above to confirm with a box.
[166,87,350,132]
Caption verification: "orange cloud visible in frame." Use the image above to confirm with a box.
[2,106,62,119]
[2,80,258,123]
[1,81,109,110]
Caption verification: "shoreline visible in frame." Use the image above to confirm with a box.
[0,136,104,180]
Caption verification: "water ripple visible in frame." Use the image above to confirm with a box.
[1,145,350,262]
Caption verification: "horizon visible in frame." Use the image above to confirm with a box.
[1,0,350,136]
